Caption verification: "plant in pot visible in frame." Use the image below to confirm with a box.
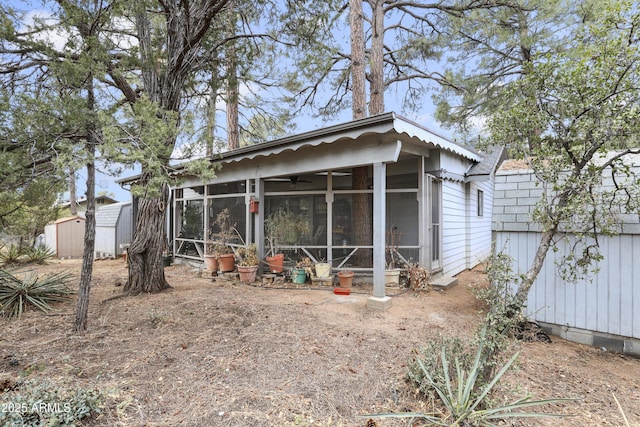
[264,236,284,274]
[385,227,404,287]
[203,241,219,271]
[212,208,236,273]
[313,257,331,279]
[292,256,313,284]
[237,243,260,283]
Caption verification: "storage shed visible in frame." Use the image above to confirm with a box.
[493,159,640,356]
[44,216,86,258]
[95,202,133,258]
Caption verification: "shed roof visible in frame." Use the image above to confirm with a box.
[466,146,506,181]
[96,202,131,227]
[54,216,85,225]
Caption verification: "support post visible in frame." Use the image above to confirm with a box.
[369,162,391,309]
[254,178,265,259]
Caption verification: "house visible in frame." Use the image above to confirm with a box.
[492,158,640,356]
[94,202,133,258]
[57,195,119,213]
[156,113,502,309]
[44,216,85,258]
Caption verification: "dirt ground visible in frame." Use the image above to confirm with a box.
[1,258,639,426]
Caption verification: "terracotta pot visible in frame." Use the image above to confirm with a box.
[218,253,235,272]
[203,254,218,271]
[265,253,285,273]
[337,271,354,288]
[238,265,258,283]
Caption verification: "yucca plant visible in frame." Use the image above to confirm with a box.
[23,245,56,264]
[0,244,23,266]
[0,269,74,319]
[366,329,575,426]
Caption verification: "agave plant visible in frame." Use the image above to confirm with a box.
[23,245,56,264]
[0,269,74,319]
[0,244,23,266]
[365,329,575,426]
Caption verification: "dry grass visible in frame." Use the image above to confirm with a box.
[1,259,639,426]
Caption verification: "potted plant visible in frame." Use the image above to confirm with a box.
[264,236,284,273]
[292,256,313,284]
[237,243,260,283]
[211,208,236,272]
[203,241,219,271]
[385,227,403,286]
[314,259,331,278]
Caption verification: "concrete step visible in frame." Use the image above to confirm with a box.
[429,275,458,289]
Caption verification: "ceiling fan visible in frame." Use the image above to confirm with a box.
[265,175,313,186]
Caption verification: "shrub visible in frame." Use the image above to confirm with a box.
[0,269,74,319]
[373,327,575,426]
[407,335,474,400]
[23,245,56,264]
[0,244,23,266]
[0,378,103,426]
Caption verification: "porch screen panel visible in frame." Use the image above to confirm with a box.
[386,193,419,246]
[264,195,326,246]
[332,193,373,255]
[177,199,204,240]
[207,197,246,244]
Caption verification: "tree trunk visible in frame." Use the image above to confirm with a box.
[122,1,229,295]
[69,168,77,216]
[515,227,556,306]
[368,0,384,116]
[206,75,218,157]
[226,51,239,150]
[124,183,171,295]
[349,0,372,266]
[349,0,366,119]
[74,72,97,332]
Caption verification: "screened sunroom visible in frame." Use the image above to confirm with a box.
[167,113,496,307]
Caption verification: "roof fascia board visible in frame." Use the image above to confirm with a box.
[391,115,481,162]
[179,139,403,186]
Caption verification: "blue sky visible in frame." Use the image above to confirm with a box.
[8,0,454,203]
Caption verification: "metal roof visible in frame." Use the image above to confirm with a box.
[118,112,482,185]
[95,202,131,227]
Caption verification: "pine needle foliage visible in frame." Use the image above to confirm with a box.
[0,269,74,319]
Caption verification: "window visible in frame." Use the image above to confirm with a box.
[477,189,484,217]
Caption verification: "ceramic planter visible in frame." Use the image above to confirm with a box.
[163,254,173,267]
[265,253,285,273]
[291,267,307,284]
[337,271,354,288]
[238,265,258,283]
[314,262,331,278]
[385,269,401,286]
[218,253,235,272]
[203,254,218,271]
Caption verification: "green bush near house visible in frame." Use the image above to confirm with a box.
[0,378,103,426]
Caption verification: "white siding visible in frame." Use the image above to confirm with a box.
[44,223,57,254]
[95,227,117,257]
[466,180,494,268]
[442,180,467,276]
[495,231,640,340]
